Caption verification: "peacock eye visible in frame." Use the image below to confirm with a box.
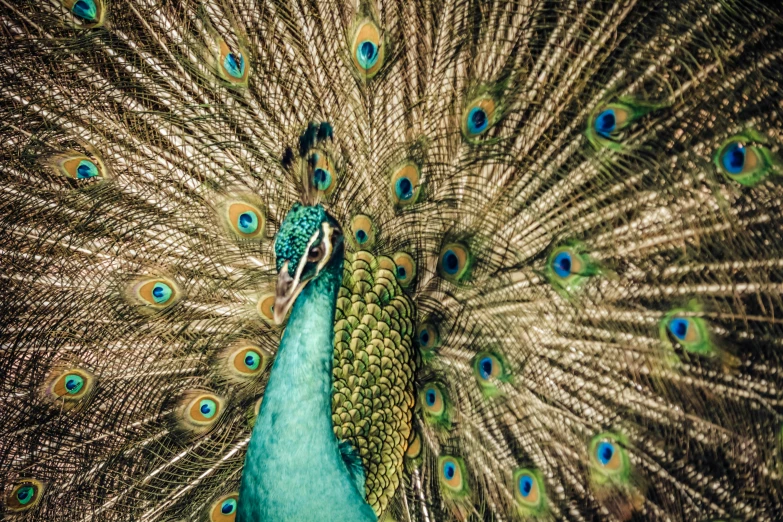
[390,163,421,206]
[217,39,250,85]
[597,442,615,465]
[438,456,468,496]
[349,215,376,250]
[553,251,574,278]
[54,154,106,180]
[63,374,83,394]
[199,399,217,418]
[714,134,778,187]
[512,468,546,514]
[131,277,181,309]
[221,498,237,514]
[65,0,104,23]
[588,433,631,482]
[229,346,268,376]
[594,109,617,136]
[662,311,712,355]
[224,53,245,79]
[209,492,239,521]
[416,322,440,353]
[592,106,633,138]
[76,160,98,179]
[357,40,378,69]
[309,151,336,194]
[7,480,44,512]
[72,0,97,19]
[225,202,265,239]
[472,352,509,396]
[420,383,446,420]
[474,353,502,382]
[151,282,172,303]
[586,99,662,149]
[462,96,498,141]
[180,392,225,432]
[591,104,630,139]
[549,247,584,280]
[48,368,95,401]
[546,245,593,293]
[438,243,471,282]
[392,252,416,287]
[350,20,384,78]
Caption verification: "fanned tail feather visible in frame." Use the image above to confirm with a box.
[2,0,783,520]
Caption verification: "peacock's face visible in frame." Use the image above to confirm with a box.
[273,203,343,323]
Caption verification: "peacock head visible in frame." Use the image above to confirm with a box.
[273,203,343,323]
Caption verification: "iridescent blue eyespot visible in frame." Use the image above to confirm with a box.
[478,357,493,380]
[594,109,616,137]
[425,389,436,407]
[395,177,414,201]
[473,352,505,392]
[349,215,375,249]
[183,393,223,430]
[224,53,245,79]
[237,212,258,234]
[467,107,488,135]
[668,318,689,341]
[221,498,237,515]
[518,474,533,497]
[72,0,97,21]
[442,250,459,275]
[438,243,471,282]
[356,40,379,69]
[76,160,99,179]
[313,167,332,191]
[421,383,446,421]
[393,252,416,287]
[209,492,239,520]
[597,441,614,466]
[199,399,217,419]
[416,323,440,356]
[151,282,173,304]
[64,374,84,394]
[350,21,383,78]
[8,480,44,512]
[713,132,779,186]
[438,456,465,492]
[16,486,34,505]
[553,251,572,278]
[244,352,260,371]
[462,97,498,140]
[391,164,421,206]
[721,142,746,175]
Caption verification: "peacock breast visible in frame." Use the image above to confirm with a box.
[331,251,417,515]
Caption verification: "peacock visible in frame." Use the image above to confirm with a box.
[2,0,783,520]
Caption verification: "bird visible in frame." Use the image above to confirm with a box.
[1,0,782,520]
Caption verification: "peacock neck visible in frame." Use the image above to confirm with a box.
[237,256,377,522]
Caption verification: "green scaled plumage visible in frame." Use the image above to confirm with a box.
[2,0,783,521]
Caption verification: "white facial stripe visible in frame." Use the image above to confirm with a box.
[291,230,321,289]
[316,222,334,274]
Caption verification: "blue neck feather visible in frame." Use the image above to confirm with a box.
[237,256,377,522]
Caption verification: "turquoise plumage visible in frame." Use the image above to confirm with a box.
[1,0,783,521]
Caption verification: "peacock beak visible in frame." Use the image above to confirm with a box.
[273,261,310,324]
